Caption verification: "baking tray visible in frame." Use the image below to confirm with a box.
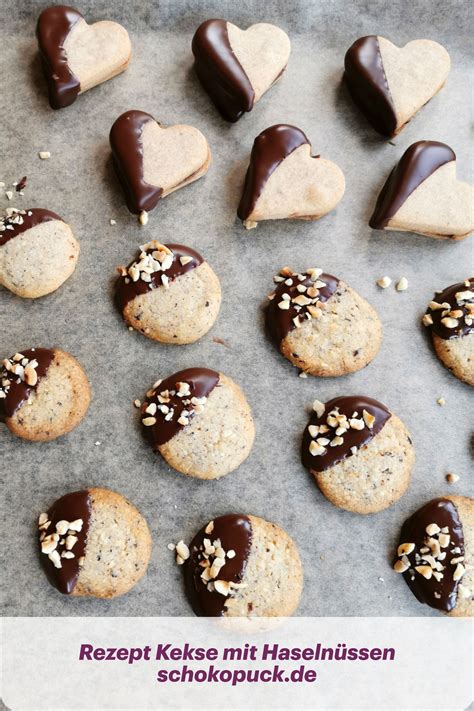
[1,0,472,617]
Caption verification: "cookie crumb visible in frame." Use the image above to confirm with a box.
[299,371,308,378]
[243,219,257,230]
[377,276,391,289]
[109,219,116,225]
[94,441,101,446]
[396,277,408,292]
[138,210,148,225]
[5,191,13,200]
[446,472,459,484]
[38,151,51,160]
[437,397,446,406]
[133,399,141,408]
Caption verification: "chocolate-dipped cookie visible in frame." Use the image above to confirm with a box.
[393,496,473,617]
[141,368,255,480]
[116,241,221,344]
[38,488,152,598]
[192,20,290,122]
[0,208,79,298]
[302,396,414,514]
[423,278,473,386]
[370,142,474,240]
[181,514,302,616]
[110,110,211,217]
[1,348,90,441]
[266,267,382,376]
[344,36,450,136]
[37,5,131,109]
[238,125,345,228]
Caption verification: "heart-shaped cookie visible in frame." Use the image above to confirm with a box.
[344,36,450,136]
[37,5,131,109]
[370,141,474,240]
[237,124,345,228]
[192,19,291,122]
[110,110,211,216]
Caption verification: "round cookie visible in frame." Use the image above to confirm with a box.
[423,278,473,386]
[0,348,90,441]
[0,208,79,298]
[38,487,152,598]
[266,267,382,376]
[302,396,414,514]
[393,496,473,617]
[116,241,221,343]
[141,368,255,480]
[182,514,303,617]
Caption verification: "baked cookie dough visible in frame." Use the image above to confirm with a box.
[393,496,473,617]
[266,267,382,376]
[181,514,303,616]
[110,110,211,216]
[0,208,79,298]
[423,278,473,386]
[302,396,414,514]
[141,368,255,480]
[238,124,345,228]
[192,19,290,122]
[0,348,90,441]
[344,36,450,136]
[37,5,131,109]
[116,241,221,343]
[370,141,474,240]
[38,487,152,598]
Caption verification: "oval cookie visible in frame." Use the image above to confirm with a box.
[238,124,345,228]
[116,241,221,343]
[423,278,473,386]
[393,496,473,616]
[37,5,131,109]
[0,208,79,298]
[110,110,211,215]
[302,396,414,514]
[192,19,290,122]
[141,368,255,480]
[38,487,152,598]
[182,514,303,616]
[0,348,90,441]
[266,267,382,376]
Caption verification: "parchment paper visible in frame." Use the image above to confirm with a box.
[1,0,472,617]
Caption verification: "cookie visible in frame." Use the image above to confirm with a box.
[192,19,290,122]
[38,487,152,598]
[344,36,450,136]
[110,110,211,216]
[238,124,345,229]
[0,208,79,298]
[0,348,90,441]
[181,514,302,616]
[37,5,131,109]
[141,368,255,480]
[393,496,473,617]
[116,241,221,344]
[266,267,382,376]
[370,142,474,240]
[423,278,473,386]
[302,396,414,514]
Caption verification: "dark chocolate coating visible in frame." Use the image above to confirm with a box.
[110,110,163,214]
[425,278,473,340]
[143,367,220,448]
[302,395,391,472]
[344,35,397,137]
[0,348,54,420]
[36,5,82,110]
[116,243,204,311]
[266,271,339,346]
[398,498,465,612]
[370,141,456,229]
[41,490,91,594]
[0,208,63,247]
[184,514,253,616]
[192,19,254,123]
[237,124,309,221]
